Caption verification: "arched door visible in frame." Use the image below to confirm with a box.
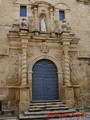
[32,59,59,101]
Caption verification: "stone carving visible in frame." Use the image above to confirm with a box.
[10,19,20,32]
[6,55,20,86]
[28,52,34,58]
[63,46,71,86]
[0,59,6,86]
[54,20,60,34]
[55,47,63,61]
[69,55,79,85]
[21,18,28,28]
[61,19,71,32]
[40,18,47,32]
[86,65,90,91]
[21,40,28,85]
[29,16,35,31]
[40,43,49,53]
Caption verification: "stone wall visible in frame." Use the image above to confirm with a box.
[0,0,90,110]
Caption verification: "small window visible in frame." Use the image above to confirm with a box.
[20,6,27,17]
[59,11,65,21]
[0,101,2,111]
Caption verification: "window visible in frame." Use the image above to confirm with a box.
[0,101,2,111]
[20,6,27,17]
[59,11,65,21]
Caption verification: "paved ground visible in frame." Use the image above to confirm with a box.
[0,117,18,120]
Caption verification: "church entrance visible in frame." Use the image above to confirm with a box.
[32,59,59,101]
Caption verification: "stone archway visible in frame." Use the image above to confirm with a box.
[28,55,63,101]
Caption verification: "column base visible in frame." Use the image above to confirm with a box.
[73,85,80,100]
[64,86,75,108]
[66,100,75,108]
[50,32,56,38]
[33,30,40,36]
[19,86,30,112]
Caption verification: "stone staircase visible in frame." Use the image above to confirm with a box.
[19,101,79,120]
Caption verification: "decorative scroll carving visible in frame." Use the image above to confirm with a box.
[70,55,79,85]
[6,55,20,86]
[55,48,63,61]
[10,19,20,32]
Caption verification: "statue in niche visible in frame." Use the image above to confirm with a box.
[40,17,47,32]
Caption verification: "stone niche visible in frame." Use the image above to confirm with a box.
[30,1,56,32]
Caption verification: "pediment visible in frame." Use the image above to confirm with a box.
[13,0,32,4]
[32,1,54,7]
[55,3,70,11]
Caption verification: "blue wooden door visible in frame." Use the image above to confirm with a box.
[32,59,59,101]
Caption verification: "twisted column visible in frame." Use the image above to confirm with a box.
[63,43,71,86]
[50,7,54,31]
[21,39,28,86]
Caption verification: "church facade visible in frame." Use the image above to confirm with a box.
[0,0,90,114]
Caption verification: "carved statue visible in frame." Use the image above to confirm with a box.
[40,17,47,32]
[21,18,28,28]
[54,20,60,34]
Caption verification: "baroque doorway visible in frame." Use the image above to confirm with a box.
[32,59,59,101]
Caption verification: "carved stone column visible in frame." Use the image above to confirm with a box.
[62,32,75,108]
[19,32,30,112]
[49,7,54,32]
[33,5,39,31]
[21,39,28,86]
[63,42,71,86]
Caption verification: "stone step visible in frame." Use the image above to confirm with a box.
[24,109,76,116]
[48,118,85,120]
[30,104,66,109]
[0,117,18,120]
[19,112,79,119]
[29,106,69,112]
[31,100,65,105]
[31,100,61,102]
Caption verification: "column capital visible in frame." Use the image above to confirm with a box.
[63,41,71,46]
[49,6,54,12]
[61,32,72,45]
[31,4,38,10]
